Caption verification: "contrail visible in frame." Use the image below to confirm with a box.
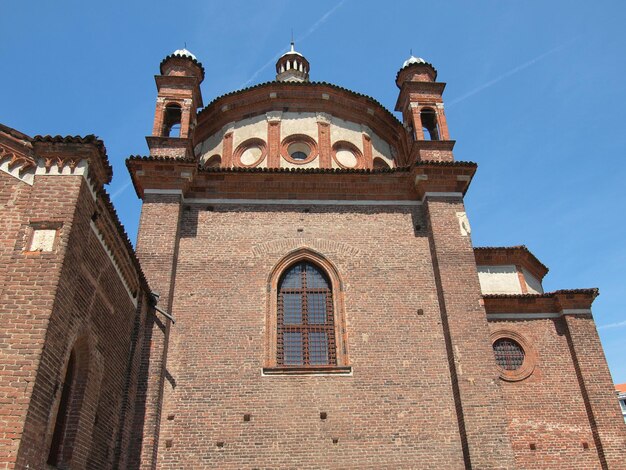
[110,179,132,201]
[301,0,346,41]
[241,0,347,87]
[447,42,570,108]
[597,320,626,330]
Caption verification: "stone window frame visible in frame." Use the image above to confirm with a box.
[263,248,351,375]
[280,134,319,165]
[490,330,537,382]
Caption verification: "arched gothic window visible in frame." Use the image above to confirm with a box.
[47,339,90,467]
[277,262,337,366]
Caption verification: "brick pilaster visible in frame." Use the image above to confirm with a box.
[361,126,373,169]
[222,131,233,168]
[132,193,182,470]
[180,107,191,139]
[563,313,626,468]
[436,103,450,140]
[152,99,165,137]
[425,195,516,468]
[410,104,425,140]
[316,112,331,168]
[266,112,282,167]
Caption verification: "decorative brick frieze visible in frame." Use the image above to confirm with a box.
[251,237,362,258]
[0,143,36,185]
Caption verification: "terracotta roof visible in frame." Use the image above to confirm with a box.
[198,80,402,127]
[0,123,33,143]
[416,160,477,168]
[127,155,197,163]
[159,53,205,81]
[32,134,113,181]
[616,383,626,393]
[483,288,599,299]
[126,156,476,174]
[395,60,438,84]
[96,188,150,293]
[474,245,549,274]
[199,166,411,174]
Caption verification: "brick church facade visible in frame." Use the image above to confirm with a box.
[0,46,624,469]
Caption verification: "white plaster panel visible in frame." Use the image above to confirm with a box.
[522,267,544,294]
[281,156,320,169]
[232,115,267,149]
[330,117,363,150]
[280,113,319,168]
[370,131,395,167]
[281,112,318,140]
[477,265,522,294]
[198,127,225,163]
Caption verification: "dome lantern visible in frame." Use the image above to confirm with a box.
[275,42,310,82]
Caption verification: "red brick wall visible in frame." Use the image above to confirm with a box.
[0,171,148,469]
[424,197,516,468]
[488,318,602,468]
[152,203,468,468]
[131,193,182,470]
[563,315,626,468]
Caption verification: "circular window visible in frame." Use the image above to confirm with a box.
[233,138,267,168]
[336,148,357,167]
[331,141,365,169]
[490,331,536,382]
[241,146,263,166]
[281,134,318,165]
[493,338,525,370]
[287,142,311,161]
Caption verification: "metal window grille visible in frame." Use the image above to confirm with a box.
[493,338,525,370]
[277,262,337,366]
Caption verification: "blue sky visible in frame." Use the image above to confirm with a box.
[2,1,625,383]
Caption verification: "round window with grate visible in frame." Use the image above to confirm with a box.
[493,338,525,370]
[288,142,310,161]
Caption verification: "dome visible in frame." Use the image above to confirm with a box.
[280,42,303,58]
[172,48,197,61]
[402,55,427,68]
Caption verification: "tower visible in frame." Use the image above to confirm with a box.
[395,55,453,163]
[147,48,205,159]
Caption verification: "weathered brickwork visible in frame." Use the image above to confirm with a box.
[157,203,466,468]
[488,318,603,469]
[0,132,152,469]
[2,47,626,470]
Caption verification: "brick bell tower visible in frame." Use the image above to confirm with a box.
[131,48,205,468]
[395,55,454,163]
[146,48,205,159]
